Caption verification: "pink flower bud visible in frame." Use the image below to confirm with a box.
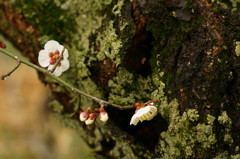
[79,111,89,122]
[85,113,97,125]
[99,109,109,123]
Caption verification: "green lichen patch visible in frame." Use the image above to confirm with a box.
[235,41,240,56]
[207,114,216,125]
[158,108,217,159]
[93,20,123,65]
[212,0,240,12]
[213,151,229,159]
[152,69,218,158]
[152,70,219,157]
[218,111,234,145]
[231,154,240,159]
[108,68,153,105]
[218,111,232,128]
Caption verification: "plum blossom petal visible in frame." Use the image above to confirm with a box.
[61,59,70,72]
[48,64,63,77]
[130,114,140,126]
[44,40,60,53]
[56,44,65,56]
[38,50,50,67]
[130,104,158,126]
[138,106,157,122]
[63,48,68,58]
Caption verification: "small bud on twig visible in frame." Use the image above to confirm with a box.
[99,108,109,123]
[0,40,6,49]
[85,113,97,125]
[79,110,89,122]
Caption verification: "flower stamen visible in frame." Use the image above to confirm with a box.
[48,50,62,66]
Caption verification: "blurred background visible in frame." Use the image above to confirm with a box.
[0,35,93,159]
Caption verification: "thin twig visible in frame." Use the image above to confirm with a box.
[1,56,21,80]
[0,48,134,110]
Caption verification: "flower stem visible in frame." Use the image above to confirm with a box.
[0,48,134,109]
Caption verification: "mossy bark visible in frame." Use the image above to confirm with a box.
[0,0,240,158]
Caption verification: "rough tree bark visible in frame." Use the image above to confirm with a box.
[0,0,240,158]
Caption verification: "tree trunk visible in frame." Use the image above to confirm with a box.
[0,0,240,158]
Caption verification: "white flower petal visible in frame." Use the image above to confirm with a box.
[61,59,70,72]
[47,64,54,70]
[135,107,147,117]
[130,105,158,125]
[53,67,63,77]
[44,40,60,52]
[85,118,95,125]
[130,114,139,125]
[145,106,157,120]
[63,48,69,58]
[48,65,63,77]
[57,44,65,55]
[38,50,50,67]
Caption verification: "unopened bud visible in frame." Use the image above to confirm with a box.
[79,111,89,122]
[0,40,6,49]
[99,109,109,123]
[85,113,97,125]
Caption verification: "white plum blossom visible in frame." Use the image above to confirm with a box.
[38,40,69,76]
[130,103,158,126]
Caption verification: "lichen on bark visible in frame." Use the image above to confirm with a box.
[1,0,240,158]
